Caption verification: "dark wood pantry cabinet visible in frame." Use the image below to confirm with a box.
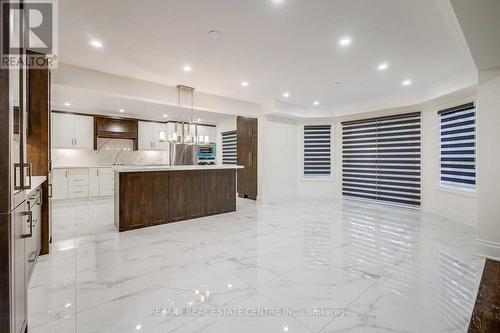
[237,116,258,200]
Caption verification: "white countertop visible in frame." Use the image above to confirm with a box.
[25,176,47,197]
[52,166,113,169]
[112,165,244,173]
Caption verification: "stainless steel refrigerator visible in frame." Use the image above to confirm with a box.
[170,143,197,166]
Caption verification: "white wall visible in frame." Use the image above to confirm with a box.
[476,71,500,259]
[295,88,479,227]
[258,115,298,203]
[297,121,340,199]
[420,93,478,226]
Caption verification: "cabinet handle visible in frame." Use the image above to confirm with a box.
[14,163,22,190]
[23,163,32,190]
[21,211,33,239]
[97,169,99,176]
[48,184,53,198]
[65,170,68,178]
[248,152,252,167]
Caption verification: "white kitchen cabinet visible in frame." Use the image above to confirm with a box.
[52,168,68,200]
[52,113,74,148]
[89,168,100,197]
[52,113,94,150]
[98,168,114,196]
[80,167,114,198]
[73,115,94,149]
[139,121,166,151]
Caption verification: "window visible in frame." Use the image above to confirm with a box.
[303,125,332,177]
[439,102,476,190]
[221,130,237,165]
[342,112,421,207]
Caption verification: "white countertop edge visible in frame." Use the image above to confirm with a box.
[52,166,113,169]
[112,165,244,172]
[25,176,47,197]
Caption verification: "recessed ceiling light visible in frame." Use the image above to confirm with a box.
[283,92,290,98]
[241,81,249,87]
[208,30,221,40]
[377,63,389,71]
[90,39,103,48]
[135,324,142,331]
[313,101,320,106]
[339,37,352,47]
[333,81,342,86]
[183,64,192,72]
[64,102,71,106]
[119,109,125,113]
[272,0,285,4]
[163,114,168,118]
[197,118,202,122]
[402,79,412,86]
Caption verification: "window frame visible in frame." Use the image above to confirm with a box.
[301,123,334,181]
[438,102,476,192]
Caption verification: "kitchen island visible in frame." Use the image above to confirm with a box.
[113,165,243,232]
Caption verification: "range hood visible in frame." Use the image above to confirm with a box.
[94,117,139,150]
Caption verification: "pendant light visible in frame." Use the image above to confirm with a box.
[174,85,198,144]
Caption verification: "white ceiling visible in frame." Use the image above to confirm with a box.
[52,84,235,125]
[57,0,477,117]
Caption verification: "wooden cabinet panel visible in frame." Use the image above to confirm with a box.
[219,169,237,213]
[237,116,258,200]
[203,170,219,215]
[168,171,190,222]
[94,117,138,150]
[149,172,168,225]
[118,170,236,231]
[187,171,204,218]
[119,172,149,231]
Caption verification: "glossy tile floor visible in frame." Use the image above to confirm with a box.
[29,198,485,333]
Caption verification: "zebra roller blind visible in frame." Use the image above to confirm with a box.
[342,112,421,207]
[222,130,237,165]
[439,102,475,189]
[304,125,332,177]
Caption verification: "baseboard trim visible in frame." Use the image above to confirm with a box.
[475,239,500,261]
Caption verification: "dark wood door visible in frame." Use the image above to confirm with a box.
[119,172,149,230]
[237,116,258,200]
[149,172,169,225]
[219,169,236,213]
[168,171,190,222]
[203,170,219,215]
[187,171,204,218]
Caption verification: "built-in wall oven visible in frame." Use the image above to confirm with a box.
[196,144,216,165]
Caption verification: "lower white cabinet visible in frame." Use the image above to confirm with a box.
[53,167,115,200]
[52,169,68,200]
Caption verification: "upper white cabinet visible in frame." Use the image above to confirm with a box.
[52,113,94,150]
[138,121,166,151]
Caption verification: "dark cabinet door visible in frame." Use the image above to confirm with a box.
[187,171,204,218]
[12,203,28,333]
[168,171,190,222]
[219,169,236,213]
[237,116,258,200]
[203,170,219,216]
[119,172,149,230]
[149,172,169,225]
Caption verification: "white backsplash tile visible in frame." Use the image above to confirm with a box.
[52,139,169,167]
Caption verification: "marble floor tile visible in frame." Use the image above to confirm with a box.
[28,197,484,333]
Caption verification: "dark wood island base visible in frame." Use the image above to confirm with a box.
[114,168,238,232]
